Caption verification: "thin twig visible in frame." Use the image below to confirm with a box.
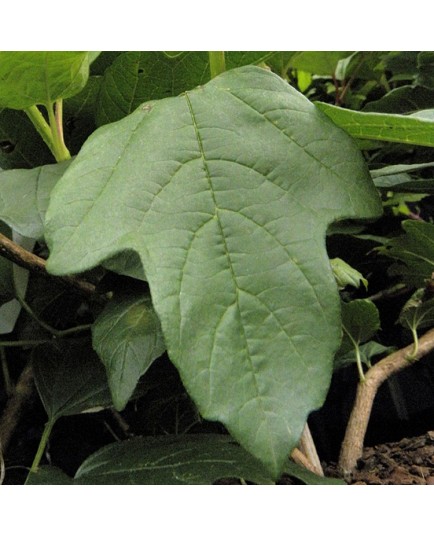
[338,326,434,475]
[0,231,98,298]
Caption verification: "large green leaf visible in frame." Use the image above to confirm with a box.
[27,434,345,485]
[32,340,113,421]
[92,287,166,410]
[45,65,382,477]
[0,160,71,239]
[0,52,91,109]
[317,102,434,147]
[378,220,434,287]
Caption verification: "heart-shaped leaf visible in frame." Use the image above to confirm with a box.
[0,52,91,109]
[45,66,382,476]
[92,288,166,410]
[32,340,113,422]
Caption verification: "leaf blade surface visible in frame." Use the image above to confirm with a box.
[45,66,382,476]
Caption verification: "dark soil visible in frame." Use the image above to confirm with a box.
[329,431,434,485]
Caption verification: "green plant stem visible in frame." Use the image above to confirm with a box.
[24,105,56,156]
[209,52,226,79]
[27,419,54,477]
[46,101,71,162]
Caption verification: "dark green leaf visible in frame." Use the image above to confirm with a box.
[95,51,207,125]
[73,434,285,484]
[95,52,276,127]
[378,220,434,287]
[384,52,419,78]
[45,65,382,477]
[398,291,434,331]
[0,160,71,239]
[92,288,166,411]
[317,102,434,147]
[363,86,434,114]
[32,340,113,422]
[63,77,101,156]
[339,299,381,356]
[416,52,434,89]
[90,52,123,75]
[0,108,54,169]
[0,52,91,109]
[25,466,73,485]
[335,341,393,370]
[282,459,345,484]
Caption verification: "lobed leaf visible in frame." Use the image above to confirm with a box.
[45,66,382,477]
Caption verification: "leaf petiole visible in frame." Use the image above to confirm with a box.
[208,52,226,79]
[407,326,419,361]
[24,101,71,162]
[342,326,366,382]
[24,105,56,156]
[46,100,71,162]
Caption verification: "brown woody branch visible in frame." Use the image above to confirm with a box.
[0,232,97,298]
[338,326,434,476]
